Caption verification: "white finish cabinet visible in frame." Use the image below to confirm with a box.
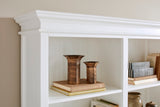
[15,10,160,107]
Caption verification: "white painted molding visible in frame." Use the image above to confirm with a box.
[14,10,160,37]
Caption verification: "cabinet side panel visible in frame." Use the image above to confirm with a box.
[21,35,41,107]
[21,33,48,107]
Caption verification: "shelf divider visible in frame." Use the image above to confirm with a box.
[122,38,129,107]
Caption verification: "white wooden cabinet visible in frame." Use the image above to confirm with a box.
[14,10,160,107]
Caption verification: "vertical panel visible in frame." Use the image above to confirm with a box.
[21,35,26,107]
[40,33,49,107]
[21,34,41,107]
[21,31,48,107]
[122,38,128,107]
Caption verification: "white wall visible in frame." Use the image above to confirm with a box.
[0,18,20,107]
[1,0,160,21]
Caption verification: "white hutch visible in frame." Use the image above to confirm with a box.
[15,10,160,107]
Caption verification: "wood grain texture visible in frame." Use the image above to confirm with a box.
[155,56,160,80]
[53,79,105,92]
[64,55,84,85]
[84,61,98,84]
[146,102,158,107]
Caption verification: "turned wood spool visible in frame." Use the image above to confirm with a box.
[84,61,98,84]
[64,55,84,85]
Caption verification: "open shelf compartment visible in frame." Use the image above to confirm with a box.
[128,87,160,106]
[128,39,160,91]
[49,37,124,106]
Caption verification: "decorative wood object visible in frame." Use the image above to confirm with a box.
[128,92,143,107]
[64,55,84,84]
[146,102,158,107]
[84,61,98,84]
[155,56,160,80]
[53,79,105,92]
[52,86,106,96]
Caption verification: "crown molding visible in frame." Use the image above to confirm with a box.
[14,10,160,37]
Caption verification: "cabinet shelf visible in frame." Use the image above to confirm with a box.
[128,81,160,91]
[49,85,122,104]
